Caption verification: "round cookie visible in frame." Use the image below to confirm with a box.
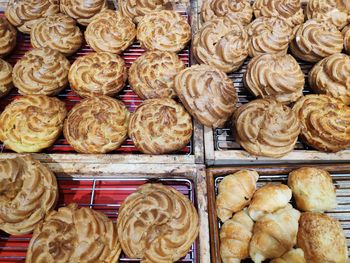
[0,58,13,98]
[0,17,16,58]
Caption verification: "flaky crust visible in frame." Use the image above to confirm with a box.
[85,10,136,54]
[193,18,249,73]
[244,54,304,104]
[13,48,70,96]
[270,248,306,263]
[117,184,199,263]
[64,96,129,154]
[128,98,192,154]
[344,25,350,54]
[293,94,350,152]
[0,58,12,98]
[26,203,121,263]
[0,17,16,57]
[129,51,185,99]
[175,64,237,128]
[0,156,58,235]
[137,10,191,52]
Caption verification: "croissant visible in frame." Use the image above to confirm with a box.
[270,248,306,263]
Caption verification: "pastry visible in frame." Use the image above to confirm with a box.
[193,17,249,73]
[137,10,191,52]
[270,248,306,263]
[30,14,83,56]
[85,10,136,54]
[220,210,254,263]
[13,48,70,96]
[201,0,253,25]
[0,58,13,98]
[344,25,350,54]
[288,167,337,212]
[248,183,292,221]
[64,96,130,154]
[293,94,350,152]
[309,53,350,105]
[216,170,259,222]
[0,95,67,153]
[290,20,343,62]
[128,98,192,154]
[0,156,58,235]
[297,212,348,263]
[5,0,59,34]
[246,17,293,57]
[69,52,127,98]
[26,203,121,262]
[117,184,199,263]
[244,54,304,104]
[0,17,16,57]
[174,64,237,128]
[129,51,185,99]
[233,99,301,158]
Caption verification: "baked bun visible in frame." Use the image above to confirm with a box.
[128,98,192,154]
[270,248,306,263]
[64,96,129,154]
[117,183,199,262]
[137,10,191,52]
[293,94,350,152]
[85,10,136,54]
[244,54,304,104]
[5,0,59,34]
[129,51,185,99]
[0,95,67,153]
[69,52,127,98]
[30,14,83,56]
[290,19,343,62]
[174,64,237,128]
[0,156,58,235]
[0,17,16,57]
[233,99,301,158]
[344,25,350,54]
[26,203,121,263]
[13,48,70,96]
[0,58,13,98]
[193,17,249,73]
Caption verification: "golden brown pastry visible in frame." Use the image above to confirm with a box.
[26,203,121,263]
[0,17,16,58]
[0,95,67,153]
[13,48,70,96]
[30,14,83,56]
[128,98,192,154]
[64,96,129,154]
[117,184,199,263]
[0,58,13,98]
[85,10,136,54]
[233,99,301,158]
[137,10,191,52]
[193,17,249,73]
[5,0,59,34]
[293,94,350,152]
[216,170,259,222]
[344,25,350,54]
[69,52,127,98]
[297,212,348,263]
[270,248,306,263]
[129,51,185,99]
[244,54,304,104]
[174,64,237,128]
[290,20,343,62]
[0,156,58,235]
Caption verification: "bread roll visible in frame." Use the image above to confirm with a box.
[0,58,12,98]
[0,17,16,57]
[344,25,350,55]
[270,248,306,263]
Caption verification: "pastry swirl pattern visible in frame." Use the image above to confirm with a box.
[0,58,13,98]
[0,17,16,57]
[343,25,350,55]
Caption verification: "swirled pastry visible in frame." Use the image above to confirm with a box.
[26,203,121,263]
[85,10,136,54]
[117,184,199,262]
[290,20,343,62]
[137,10,191,52]
[128,99,192,154]
[174,64,237,128]
[193,18,249,73]
[234,99,301,158]
[293,94,350,152]
[5,0,59,34]
[244,54,304,104]
[309,53,350,105]
[0,156,58,235]
[69,52,127,98]
[13,48,70,96]
[0,17,16,57]
[64,96,129,154]
[0,95,67,153]
[129,51,185,99]
[30,14,83,56]
[0,58,13,98]
[344,25,350,54]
